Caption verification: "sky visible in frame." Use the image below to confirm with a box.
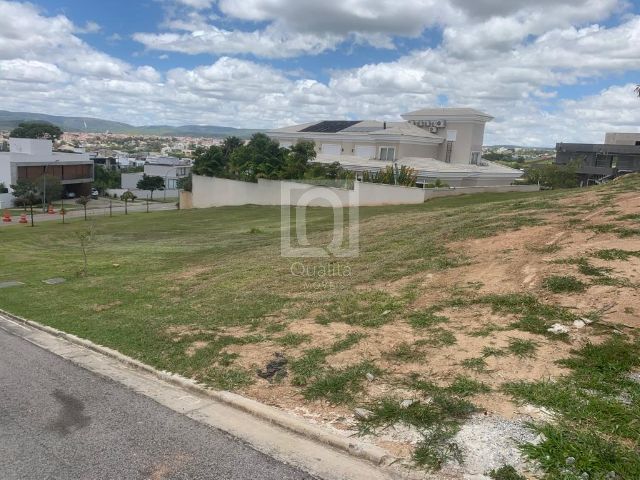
[0,0,639,146]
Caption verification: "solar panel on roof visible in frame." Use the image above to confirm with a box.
[300,121,361,133]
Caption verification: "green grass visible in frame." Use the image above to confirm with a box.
[408,307,449,328]
[1,179,638,473]
[504,338,640,479]
[385,342,423,362]
[303,361,381,404]
[488,465,526,480]
[507,338,538,358]
[542,275,587,293]
[414,327,457,347]
[329,332,367,353]
[482,346,507,357]
[461,357,488,372]
[358,375,481,470]
[592,248,640,261]
[275,332,311,347]
[449,293,575,340]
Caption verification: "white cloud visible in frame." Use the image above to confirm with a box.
[0,0,639,146]
[134,24,343,59]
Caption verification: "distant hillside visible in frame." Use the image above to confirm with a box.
[0,110,262,139]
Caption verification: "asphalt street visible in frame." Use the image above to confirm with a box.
[0,327,313,480]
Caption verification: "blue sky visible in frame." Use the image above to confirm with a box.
[0,0,639,145]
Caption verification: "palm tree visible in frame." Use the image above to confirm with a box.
[636,85,640,97]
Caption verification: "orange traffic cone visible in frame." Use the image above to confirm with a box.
[2,210,11,223]
[19,213,28,224]
[47,203,55,214]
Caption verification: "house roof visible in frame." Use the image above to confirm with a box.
[401,108,493,122]
[271,120,443,141]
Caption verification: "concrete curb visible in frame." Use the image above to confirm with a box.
[0,308,394,468]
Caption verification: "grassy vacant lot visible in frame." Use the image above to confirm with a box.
[1,175,639,478]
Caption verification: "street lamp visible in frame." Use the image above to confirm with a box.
[42,159,60,213]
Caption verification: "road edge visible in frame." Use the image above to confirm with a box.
[0,307,395,469]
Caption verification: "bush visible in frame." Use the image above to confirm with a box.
[524,162,578,189]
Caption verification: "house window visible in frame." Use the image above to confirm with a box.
[470,152,480,165]
[176,167,187,176]
[379,147,395,161]
[167,179,177,189]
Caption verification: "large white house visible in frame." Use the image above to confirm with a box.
[269,108,522,187]
[0,138,94,207]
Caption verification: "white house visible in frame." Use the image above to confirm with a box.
[269,108,522,187]
[0,138,93,207]
[120,156,192,198]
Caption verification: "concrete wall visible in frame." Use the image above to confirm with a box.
[121,172,143,189]
[192,175,426,208]
[423,184,539,200]
[0,192,14,209]
[9,138,52,157]
[191,175,538,209]
[180,191,193,209]
[604,132,640,145]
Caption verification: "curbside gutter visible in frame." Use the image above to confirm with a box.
[0,308,395,469]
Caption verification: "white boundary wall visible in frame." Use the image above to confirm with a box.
[192,176,425,208]
[423,184,539,200]
[191,175,539,209]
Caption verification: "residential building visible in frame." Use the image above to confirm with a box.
[556,132,640,184]
[0,138,93,207]
[269,108,522,187]
[121,156,191,195]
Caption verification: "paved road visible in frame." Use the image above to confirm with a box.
[0,328,313,480]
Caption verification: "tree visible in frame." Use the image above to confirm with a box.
[121,191,135,214]
[93,165,121,193]
[279,141,316,179]
[76,196,90,221]
[75,224,95,276]
[36,175,63,205]
[10,179,38,226]
[523,162,579,189]
[221,136,243,158]
[136,174,165,199]
[10,121,63,140]
[176,174,192,192]
[192,146,227,177]
[636,85,640,97]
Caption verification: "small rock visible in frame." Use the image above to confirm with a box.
[365,372,375,382]
[548,323,570,334]
[580,473,589,480]
[354,408,372,420]
[605,472,617,479]
[565,456,576,466]
[573,319,586,329]
[400,399,414,409]
[531,433,547,445]
[580,317,593,324]
[381,310,391,316]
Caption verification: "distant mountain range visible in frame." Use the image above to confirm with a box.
[0,110,263,139]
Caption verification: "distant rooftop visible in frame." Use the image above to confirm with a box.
[402,107,493,121]
[300,120,362,133]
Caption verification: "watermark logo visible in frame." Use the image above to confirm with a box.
[281,181,359,258]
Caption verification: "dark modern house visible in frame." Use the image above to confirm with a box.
[556,132,640,184]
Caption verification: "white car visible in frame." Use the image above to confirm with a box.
[90,188,99,199]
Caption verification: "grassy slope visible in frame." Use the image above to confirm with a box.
[1,178,639,476]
